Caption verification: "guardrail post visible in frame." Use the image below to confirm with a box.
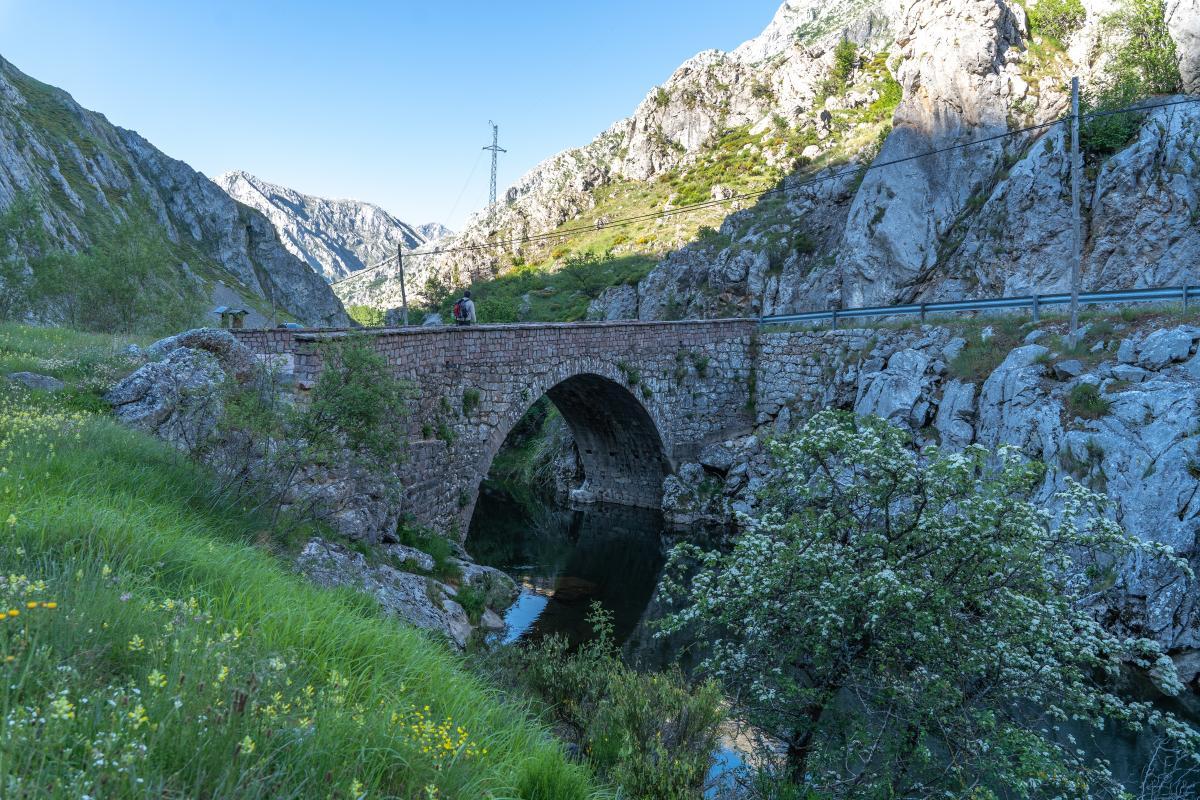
[1032,294,1040,324]
[920,304,927,323]
[831,310,839,331]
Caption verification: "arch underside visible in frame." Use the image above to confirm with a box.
[544,373,670,509]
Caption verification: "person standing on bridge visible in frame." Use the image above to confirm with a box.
[453,290,477,326]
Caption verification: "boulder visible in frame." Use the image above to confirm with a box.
[1136,328,1197,370]
[5,371,65,392]
[383,544,435,573]
[106,347,227,451]
[145,328,256,381]
[297,538,473,648]
[453,560,520,611]
[855,348,931,428]
[1052,359,1084,381]
[698,440,736,473]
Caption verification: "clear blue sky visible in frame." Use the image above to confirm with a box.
[0,1,781,229]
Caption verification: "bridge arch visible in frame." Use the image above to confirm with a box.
[465,361,674,523]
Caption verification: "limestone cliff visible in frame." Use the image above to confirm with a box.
[216,171,439,283]
[335,0,1197,323]
[0,56,349,328]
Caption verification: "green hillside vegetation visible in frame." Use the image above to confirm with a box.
[0,324,600,799]
[417,56,901,324]
[0,64,289,332]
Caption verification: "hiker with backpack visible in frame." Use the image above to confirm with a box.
[452,291,477,326]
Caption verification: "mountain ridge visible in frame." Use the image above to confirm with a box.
[0,55,349,329]
[215,170,450,283]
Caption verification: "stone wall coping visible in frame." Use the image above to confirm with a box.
[233,318,760,343]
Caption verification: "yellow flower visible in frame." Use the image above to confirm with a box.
[41,601,56,609]
[101,564,111,577]
[4,514,14,527]
[239,735,255,755]
[217,665,229,683]
[128,635,145,652]
[25,601,36,609]
[49,695,75,721]
[349,779,365,798]
[7,609,18,618]
[147,670,167,688]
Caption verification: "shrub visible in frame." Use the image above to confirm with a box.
[521,605,724,797]
[751,80,775,101]
[661,410,1195,794]
[1027,0,1087,42]
[1082,0,1182,156]
[1066,381,1112,418]
[462,387,481,416]
[454,584,486,623]
[346,304,386,327]
[832,39,858,87]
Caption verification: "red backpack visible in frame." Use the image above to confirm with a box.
[453,298,468,321]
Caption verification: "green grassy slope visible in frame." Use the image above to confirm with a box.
[0,324,598,800]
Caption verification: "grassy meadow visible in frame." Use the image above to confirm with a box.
[0,323,600,800]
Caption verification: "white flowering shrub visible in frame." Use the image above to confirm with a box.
[660,409,1199,798]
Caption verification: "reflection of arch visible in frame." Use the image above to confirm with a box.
[471,367,672,517]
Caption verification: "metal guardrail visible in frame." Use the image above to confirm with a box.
[760,286,1199,328]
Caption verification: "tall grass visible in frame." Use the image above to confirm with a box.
[0,325,601,799]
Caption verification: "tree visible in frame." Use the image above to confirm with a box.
[661,410,1198,798]
[1082,0,1182,156]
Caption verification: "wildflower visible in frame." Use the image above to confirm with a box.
[25,601,36,609]
[49,695,75,721]
[216,665,229,683]
[7,609,18,618]
[127,704,149,728]
[4,514,14,527]
[349,779,365,798]
[239,735,255,755]
[41,601,56,609]
[146,670,167,689]
[128,635,145,652]
[101,565,111,578]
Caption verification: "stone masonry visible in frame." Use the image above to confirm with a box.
[234,320,757,538]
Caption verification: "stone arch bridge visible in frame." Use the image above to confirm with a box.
[233,319,764,537]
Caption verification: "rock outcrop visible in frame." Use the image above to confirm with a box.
[296,537,514,649]
[663,317,1200,675]
[216,171,435,283]
[0,56,349,327]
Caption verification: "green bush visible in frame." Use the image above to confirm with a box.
[520,605,724,798]
[832,39,858,86]
[1082,0,1182,156]
[346,304,386,327]
[398,526,462,583]
[1027,0,1087,42]
[454,584,486,623]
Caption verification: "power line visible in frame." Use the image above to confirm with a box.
[332,94,1200,286]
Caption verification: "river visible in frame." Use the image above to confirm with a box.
[465,487,1200,797]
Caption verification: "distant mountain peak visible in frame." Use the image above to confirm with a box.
[215,171,432,283]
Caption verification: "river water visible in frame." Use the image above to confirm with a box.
[465,487,1200,797]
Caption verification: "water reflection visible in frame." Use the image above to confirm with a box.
[466,487,668,649]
